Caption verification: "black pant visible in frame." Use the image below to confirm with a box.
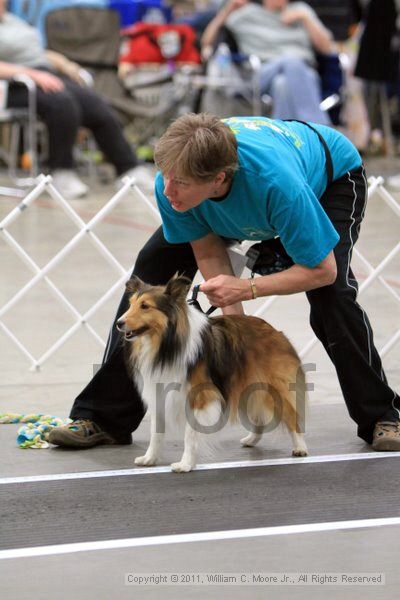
[7,70,137,174]
[70,166,399,444]
[70,228,198,442]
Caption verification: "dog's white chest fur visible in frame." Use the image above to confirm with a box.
[130,306,208,422]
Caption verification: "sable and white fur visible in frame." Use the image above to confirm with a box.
[117,275,308,473]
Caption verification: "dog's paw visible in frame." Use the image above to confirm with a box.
[240,433,260,447]
[134,454,158,466]
[292,448,308,457]
[170,461,193,473]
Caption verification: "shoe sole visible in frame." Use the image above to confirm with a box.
[48,429,116,449]
[372,439,400,451]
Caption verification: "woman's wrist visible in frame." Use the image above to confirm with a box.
[248,276,257,300]
[239,277,256,301]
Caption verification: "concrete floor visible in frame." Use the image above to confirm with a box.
[0,154,399,599]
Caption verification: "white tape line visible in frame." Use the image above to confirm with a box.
[1,517,400,560]
[1,451,399,485]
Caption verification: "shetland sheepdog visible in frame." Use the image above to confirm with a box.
[117,274,308,473]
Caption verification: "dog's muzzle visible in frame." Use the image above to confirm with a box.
[116,320,148,340]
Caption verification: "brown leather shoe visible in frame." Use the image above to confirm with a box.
[48,419,131,448]
[372,421,400,451]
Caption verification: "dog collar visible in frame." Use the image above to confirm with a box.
[188,284,217,316]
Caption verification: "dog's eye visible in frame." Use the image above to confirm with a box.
[140,302,150,310]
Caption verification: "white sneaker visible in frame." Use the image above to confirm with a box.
[116,165,155,193]
[52,170,89,200]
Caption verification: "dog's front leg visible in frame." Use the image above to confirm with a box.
[171,374,223,473]
[171,422,197,473]
[135,409,164,466]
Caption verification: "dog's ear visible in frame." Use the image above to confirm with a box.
[125,275,144,295]
[165,273,192,300]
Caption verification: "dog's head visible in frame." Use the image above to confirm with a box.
[116,274,192,342]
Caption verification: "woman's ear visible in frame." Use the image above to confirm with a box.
[214,171,227,186]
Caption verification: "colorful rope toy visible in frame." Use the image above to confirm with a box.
[0,413,71,448]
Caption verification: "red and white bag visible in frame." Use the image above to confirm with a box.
[120,22,201,66]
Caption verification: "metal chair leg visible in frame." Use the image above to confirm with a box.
[379,83,395,156]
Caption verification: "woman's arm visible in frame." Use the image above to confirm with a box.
[281,5,334,55]
[200,250,337,308]
[0,60,64,92]
[201,0,248,58]
[45,50,88,86]
[190,232,245,315]
[0,61,25,79]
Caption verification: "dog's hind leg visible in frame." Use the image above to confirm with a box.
[259,375,308,457]
[240,431,262,447]
[280,386,308,457]
[284,370,308,457]
[238,390,266,447]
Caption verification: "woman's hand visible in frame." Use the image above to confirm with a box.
[280,5,333,54]
[200,275,252,308]
[25,69,65,93]
[280,5,312,26]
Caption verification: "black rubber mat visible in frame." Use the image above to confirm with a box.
[1,458,399,550]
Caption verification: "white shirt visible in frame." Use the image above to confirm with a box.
[226,2,318,65]
[0,12,50,68]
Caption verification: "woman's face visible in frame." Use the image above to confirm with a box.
[263,0,288,12]
[163,171,228,212]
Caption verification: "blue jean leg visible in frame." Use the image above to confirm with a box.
[259,56,331,125]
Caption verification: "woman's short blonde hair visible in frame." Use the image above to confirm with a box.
[154,113,238,182]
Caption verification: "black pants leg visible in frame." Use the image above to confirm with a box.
[8,78,79,170]
[7,72,137,174]
[70,227,197,441]
[306,166,400,444]
[59,78,138,175]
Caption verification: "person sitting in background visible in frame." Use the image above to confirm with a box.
[0,0,153,199]
[201,0,334,124]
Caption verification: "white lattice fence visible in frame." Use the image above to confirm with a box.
[0,173,158,371]
[0,174,399,370]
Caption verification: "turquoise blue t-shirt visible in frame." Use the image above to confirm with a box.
[155,117,362,267]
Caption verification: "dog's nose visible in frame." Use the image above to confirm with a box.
[116,318,125,332]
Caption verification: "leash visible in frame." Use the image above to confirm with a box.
[187,284,218,316]
[284,120,333,186]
